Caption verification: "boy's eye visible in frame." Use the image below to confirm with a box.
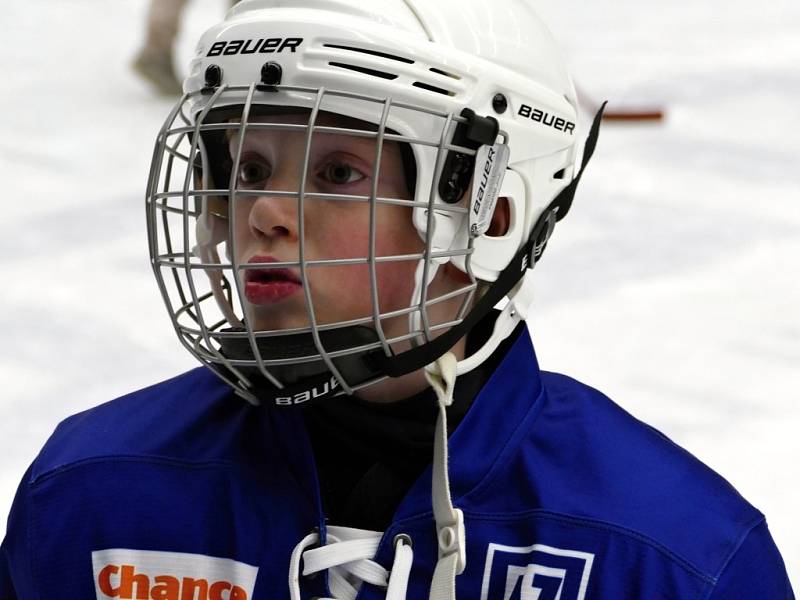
[237,160,271,186]
[322,162,365,185]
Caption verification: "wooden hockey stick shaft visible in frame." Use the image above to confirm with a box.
[576,85,665,122]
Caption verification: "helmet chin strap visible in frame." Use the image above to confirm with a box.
[405,105,606,598]
[194,143,243,329]
[194,211,243,328]
[453,269,535,376]
[420,269,534,599]
[424,352,465,600]
[409,259,443,348]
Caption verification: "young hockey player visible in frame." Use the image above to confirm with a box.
[1,0,794,598]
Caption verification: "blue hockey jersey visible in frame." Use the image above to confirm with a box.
[0,329,794,599]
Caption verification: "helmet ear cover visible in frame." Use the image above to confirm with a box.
[372,103,607,379]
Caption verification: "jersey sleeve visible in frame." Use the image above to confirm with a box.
[708,519,795,600]
[0,466,34,600]
[0,543,17,600]
[0,544,16,600]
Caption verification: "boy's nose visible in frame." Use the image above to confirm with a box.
[246,191,299,244]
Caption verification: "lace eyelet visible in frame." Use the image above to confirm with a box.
[393,533,413,549]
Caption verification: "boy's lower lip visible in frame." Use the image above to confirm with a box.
[244,281,302,304]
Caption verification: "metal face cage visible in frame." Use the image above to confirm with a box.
[146,83,504,406]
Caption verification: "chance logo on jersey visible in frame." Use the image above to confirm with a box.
[91,549,258,600]
[480,543,594,600]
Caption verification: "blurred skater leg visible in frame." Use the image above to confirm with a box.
[132,0,190,95]
[132,0,241,96]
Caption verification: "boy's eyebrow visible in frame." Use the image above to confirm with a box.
[224,124,389,153]
[221,110,381,134]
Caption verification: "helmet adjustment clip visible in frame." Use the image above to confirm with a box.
[438,108,500,204]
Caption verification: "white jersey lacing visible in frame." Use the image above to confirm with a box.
[289,526,413,600]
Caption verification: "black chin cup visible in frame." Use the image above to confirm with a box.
[218,325,383,406]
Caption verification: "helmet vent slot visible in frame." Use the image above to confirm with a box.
[429,67,461,81]
[323,43,414,64]
[412,81,455,97]
[329,62,398,80]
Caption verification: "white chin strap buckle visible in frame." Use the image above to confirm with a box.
[426,353,467,599]
[437,507,466,574]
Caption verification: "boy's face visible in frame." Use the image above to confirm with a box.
[224,112,446,344]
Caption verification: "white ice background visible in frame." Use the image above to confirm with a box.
[0,0,798,589]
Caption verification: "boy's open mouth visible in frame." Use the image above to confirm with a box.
[243,256,302,305]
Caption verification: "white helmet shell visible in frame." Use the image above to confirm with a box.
[183,0,578,281]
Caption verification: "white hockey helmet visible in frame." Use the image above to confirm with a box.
[145,0,603,406]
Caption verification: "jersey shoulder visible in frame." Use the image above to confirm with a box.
[30,367,253,483]
[529,370,764,579]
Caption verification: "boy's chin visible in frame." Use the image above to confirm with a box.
[245,311,310,333]
[244,308,357,333]
[242,303,421,339]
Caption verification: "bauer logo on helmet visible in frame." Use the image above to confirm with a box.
[518,104,576,135]
[206,37,304,57]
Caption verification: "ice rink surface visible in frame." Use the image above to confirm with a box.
[1,0,798,588]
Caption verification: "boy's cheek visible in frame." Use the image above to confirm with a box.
[311,224,372,260]
[374,260,418,307]
[310,260,417,313]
